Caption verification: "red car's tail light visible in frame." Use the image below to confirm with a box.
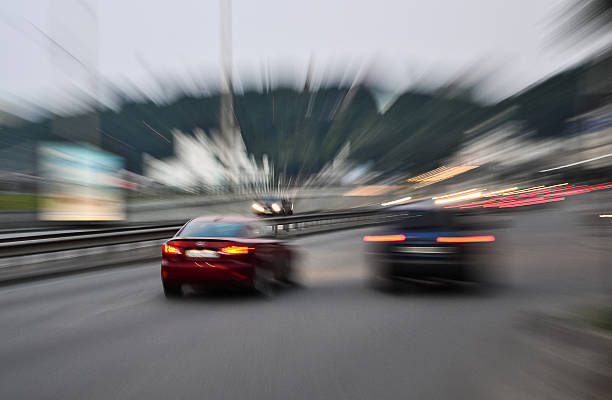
[436,235,495,243]
[162,244,182,254]
[363,234,406,242]
[220,246,252,255]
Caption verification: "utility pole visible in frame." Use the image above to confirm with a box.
[219,0,245,189]
[219,0,236,147]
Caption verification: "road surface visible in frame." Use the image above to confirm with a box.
[0,199,608,399]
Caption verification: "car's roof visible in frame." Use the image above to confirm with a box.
[391,199,438,211]
[190,215,259,223]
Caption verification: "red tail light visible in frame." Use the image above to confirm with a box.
[363,234,406,242]
[162,244,182,254]
[436,235,495,243]
[220,246,252,255]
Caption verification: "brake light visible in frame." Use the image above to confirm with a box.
[363,234,406,242]
[436,235,495,243]
[162,244,182,254]
[220,246,252,255]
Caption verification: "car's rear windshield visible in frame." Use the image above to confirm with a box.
[179,222,245,237]
[395,212,457,230]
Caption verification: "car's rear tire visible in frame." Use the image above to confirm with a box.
[253,266,276,297]
[279,256,297,286]
[163,281,182,298]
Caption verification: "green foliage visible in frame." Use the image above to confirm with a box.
[581,305,612,331]
[0,62,596,179]
[352,92,490,173]
[0,194,37,210]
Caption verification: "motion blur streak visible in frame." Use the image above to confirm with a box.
[432,188,480,200]
[380,196,412,206]
[406,166,479,186]
[343,186,396,197]
[502,186,546,196]
[483,187,518,196]
[446,182,612,209]
[434,191,482,204]
[496,197,566,208]
[539,153,612,172]
[2,0,612,398]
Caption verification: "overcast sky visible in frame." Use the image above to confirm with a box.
[0,0,603,118]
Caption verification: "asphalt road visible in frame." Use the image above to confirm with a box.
[0,198,609,400]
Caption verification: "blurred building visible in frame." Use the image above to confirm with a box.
[455,101,612,177]
[564,103,612,169]
[143,128,270,192]
[452,107,562,175]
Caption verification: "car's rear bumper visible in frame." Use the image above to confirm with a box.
[161,260,254,286]
[373,257,470,281]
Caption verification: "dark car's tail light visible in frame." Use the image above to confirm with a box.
[219,245,253,255]
[363,234,406,242]
[162,244,182,254]
[436,235,495,243]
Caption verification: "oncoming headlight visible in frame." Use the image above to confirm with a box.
[252,203,266,213]
[271,203,281,213]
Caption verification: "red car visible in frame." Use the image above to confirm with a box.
[161,216,295,298]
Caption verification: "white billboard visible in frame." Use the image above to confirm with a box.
[38,143,125,221]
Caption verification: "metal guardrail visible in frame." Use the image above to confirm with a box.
[0,206,516,283]
[267,209,403,235]
[0,209,404,259]
[0,223,184,244]
[0,226,183,258]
